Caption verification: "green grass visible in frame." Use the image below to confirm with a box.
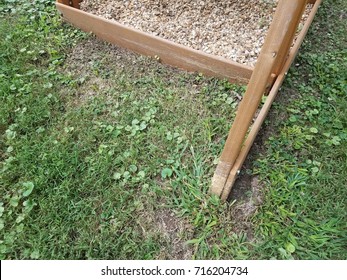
[0,0,346,260]
[251,0,347,259]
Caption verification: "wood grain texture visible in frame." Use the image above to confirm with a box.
[211,0,308,197]
[220,0,323,200]
[56,2,253,84]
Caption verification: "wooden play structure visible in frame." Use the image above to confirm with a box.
[56,0,322,200]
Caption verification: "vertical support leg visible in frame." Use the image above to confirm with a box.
[271,2,311,76]
[211,0,307,198]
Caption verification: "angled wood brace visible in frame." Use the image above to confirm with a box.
[210,0,322,200]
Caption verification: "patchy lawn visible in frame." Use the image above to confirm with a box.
[0,0,346,260]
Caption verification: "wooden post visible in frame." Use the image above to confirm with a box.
[211,0,307,198]
[270,0,316,82]
[220,0,323,200]
[271,1,315,76]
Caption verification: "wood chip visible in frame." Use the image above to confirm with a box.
[80,0,312,66]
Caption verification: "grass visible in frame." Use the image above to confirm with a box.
[251,0,347,259]
[0,0,346,260]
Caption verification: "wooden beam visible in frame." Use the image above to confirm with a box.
[271,0,317,76]
[271,6,305,76]
[218,0,322,200]
[220,0,322,200]
[211,0,308,197]
[56,3,253,84]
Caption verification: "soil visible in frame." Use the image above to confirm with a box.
[60,33,293,256]
[155,208,193,260]
[228,86,295,240]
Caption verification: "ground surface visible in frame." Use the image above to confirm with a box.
[0,0,346,260]
[80,0,312,66]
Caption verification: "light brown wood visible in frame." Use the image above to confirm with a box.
[211,0,307,197]
[56,3,253,84]
[271,30,298,76]
[220,0,322,200]
[271,1,315,75]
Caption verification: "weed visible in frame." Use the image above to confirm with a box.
[1,0,346,260]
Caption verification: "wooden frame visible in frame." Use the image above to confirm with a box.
[218,0,322,200]
[56,0,322,200]
[56,0,253,85]
[211,0,322,199]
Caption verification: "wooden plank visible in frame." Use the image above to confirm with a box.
[56,3,253,84]
[271,0,317,76]
[211,0,307,197]
[220,0,323,200]
[271,4,306,76]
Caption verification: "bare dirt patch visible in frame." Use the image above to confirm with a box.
[61,37,184,106]
[58,33,277,256]
[227,87,294,240]
[229,176,264,240]
[155,208,194,260]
